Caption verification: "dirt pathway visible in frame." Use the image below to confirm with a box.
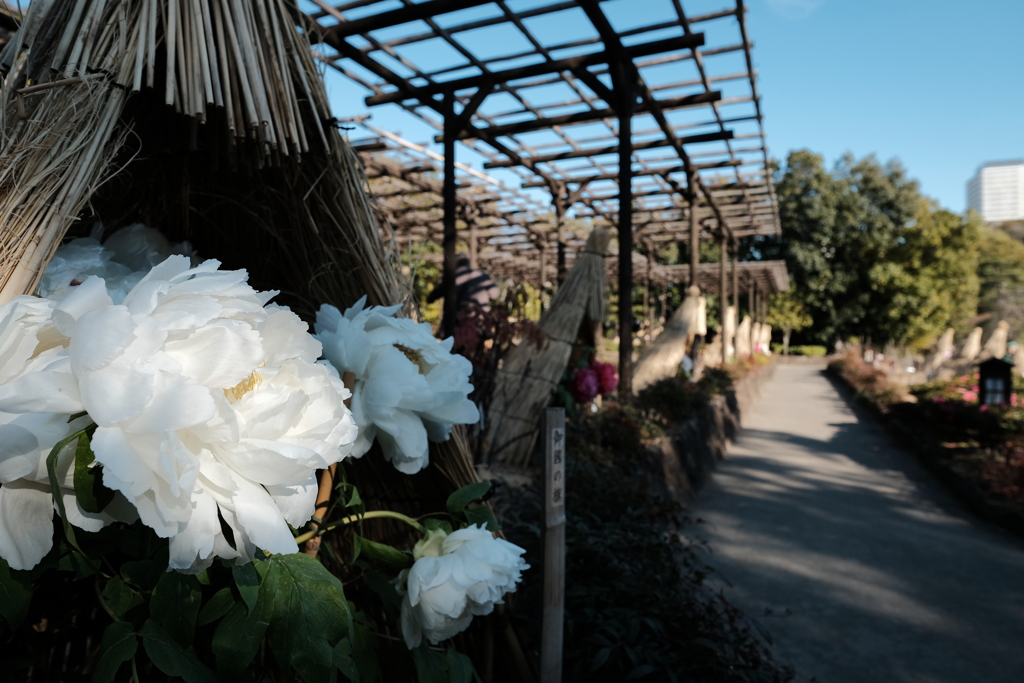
[693,363,1024,683]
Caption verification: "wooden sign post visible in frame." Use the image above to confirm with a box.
[541,407,566,683]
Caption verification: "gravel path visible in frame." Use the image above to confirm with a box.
[693,363,1024,683]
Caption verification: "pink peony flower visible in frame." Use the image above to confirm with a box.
[971,385,980,393]
[980,404,989,412]
[1012,394,1018,406]
[962,391,978,401]
[592,361,618,396]
[974,373,980,379]
[570,367,600,404]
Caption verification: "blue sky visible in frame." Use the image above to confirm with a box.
[750,0,1024,212]
[315,0,1024,213]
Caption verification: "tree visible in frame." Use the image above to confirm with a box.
[977,224,1024,340]
[750,150,978,348]
[766,290,813,354]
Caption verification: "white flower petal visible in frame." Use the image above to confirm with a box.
[68,305,136,373]
[0,482,54,570]
[163,320,263,389]
[267,475,318,528]
[231,479,299,556]
[51,276,113,337]
[0,364,83,415]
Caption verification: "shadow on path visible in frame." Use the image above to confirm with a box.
[693,364,1024,683]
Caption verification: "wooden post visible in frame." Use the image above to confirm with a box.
[688,174,699,290]
[441,88,458,337]
[731,239,739,312]
[616,90,636,400]
[542,407,566,683]
[719,231,727,364]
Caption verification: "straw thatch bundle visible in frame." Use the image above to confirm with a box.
[926,328,955,373]
[632,285,706,392]
[980,320,1010,361]
[483,226,610,467]
[735,314,752,357]
[959,326,983,361]
[723,304,737,361]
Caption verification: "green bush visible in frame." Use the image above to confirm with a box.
[771,344,827,356]
[499,404,788,682]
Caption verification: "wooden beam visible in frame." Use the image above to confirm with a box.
[483,130,734,168]
[364,33,706,106]
[435,91,722,142]
[320,0,494,40]
[519,160,743,187]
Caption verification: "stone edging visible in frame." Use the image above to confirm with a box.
[825,366,1024,539]
[649,360,776,503]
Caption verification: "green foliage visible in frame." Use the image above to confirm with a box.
[0,558,30,630]
[73,429,115,513]
[1,466,486,683]
[354,535,414,569]
[771,344,827,357]
[411,646,477,683]
[977,225,1024,340]
[827,353,905,407]
[92,621,138,683]
[757,151,979,347]
[497,398,788,682]
[766,290,812,335]
[402,241,443,327]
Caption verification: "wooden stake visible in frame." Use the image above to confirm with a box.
[541,407,566,683]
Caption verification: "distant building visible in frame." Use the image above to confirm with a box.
[968,160,1024,223]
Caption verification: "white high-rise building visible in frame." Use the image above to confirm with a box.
[967,160,1024,223]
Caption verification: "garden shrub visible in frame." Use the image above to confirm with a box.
[501,401,789,683]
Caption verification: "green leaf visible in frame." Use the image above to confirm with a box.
[73,430,114,514]
[260,553,353,683]
[345,485,363,508]
[120,558,162,592]
[446,481,491,515]
[354,535,413,569]
[363,570,402,611]
[197,587,236,626]
[412,645,450,683]
[102,576,142,618]
[141,619,218,683]
[232,562,260,613]
[91,621,137,683]
[351,617,378,683]
[46,428,91,555]
[194,569,210,586]
[0,558,31,630]
[333,638,361,682]
[212,601,271,677]
[463,505,500,532]
[446,647,476,683]
[150,571,202,646]
[423,518,453,535]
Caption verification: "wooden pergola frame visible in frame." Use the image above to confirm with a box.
[295,0,782,393]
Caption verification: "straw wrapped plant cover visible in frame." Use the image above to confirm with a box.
[483,225,610,467]
[632,285,706,392]
[0,3,512,680]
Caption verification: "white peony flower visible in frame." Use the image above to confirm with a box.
[1,256,357,572]
[38,224,196,304]
[397,525,528,649]
[315,296,479,474]
[0,296,134,569]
